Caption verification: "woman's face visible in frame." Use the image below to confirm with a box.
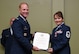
[54,14,63,25]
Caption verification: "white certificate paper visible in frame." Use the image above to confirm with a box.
[33,32,50,50]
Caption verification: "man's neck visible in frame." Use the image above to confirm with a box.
[20,15,26,21]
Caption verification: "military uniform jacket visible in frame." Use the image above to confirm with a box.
[51,23,71,54]
[11,16,33,54]
[1,28,13,54]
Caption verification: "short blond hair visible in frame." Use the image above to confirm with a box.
[19,2,29,8]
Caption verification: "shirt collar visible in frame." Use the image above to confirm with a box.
[58,22,64,27]
[20,15,26,21]
[10,27,13,35]
[55,22,64,31]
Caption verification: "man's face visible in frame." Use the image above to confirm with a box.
[19,4,29,18]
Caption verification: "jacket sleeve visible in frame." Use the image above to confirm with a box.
[1,30,7,47]
[12,20,33,50]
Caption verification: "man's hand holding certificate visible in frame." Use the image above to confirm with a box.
[33,32,50,50]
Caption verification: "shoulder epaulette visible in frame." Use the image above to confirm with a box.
[16,18,19,20]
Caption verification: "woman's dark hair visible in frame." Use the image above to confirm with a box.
[54,11,63,19]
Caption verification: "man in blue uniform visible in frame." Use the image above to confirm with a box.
[47,11,71,54]
[1,18,15,54]
[11,2,39,54]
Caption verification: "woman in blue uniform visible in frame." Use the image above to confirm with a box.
[47,11,71,54]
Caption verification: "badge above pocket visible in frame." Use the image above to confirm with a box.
[24,33,27,36]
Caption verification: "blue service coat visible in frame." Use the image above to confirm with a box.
[51,23,71,54]
[1,28,13,54]
[11,16,33,54]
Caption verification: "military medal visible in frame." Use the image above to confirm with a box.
[55,32,57,37]
[24,26,27,36]
[55,30,63,37]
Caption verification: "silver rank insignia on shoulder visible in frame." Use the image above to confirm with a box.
[66,31,70,38]
[16,18,19,20]
[24,33,27,36]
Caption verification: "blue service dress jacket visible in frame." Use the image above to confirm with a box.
[11,16,33,54]
[1,28,13,54]
[51,23,71,54]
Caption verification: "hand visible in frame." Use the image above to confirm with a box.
[47,48,53,53]
[32,34,34,38]
[32,46,40,51]
[32,32,36,37]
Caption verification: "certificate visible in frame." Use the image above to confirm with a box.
[33,32,50,50]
